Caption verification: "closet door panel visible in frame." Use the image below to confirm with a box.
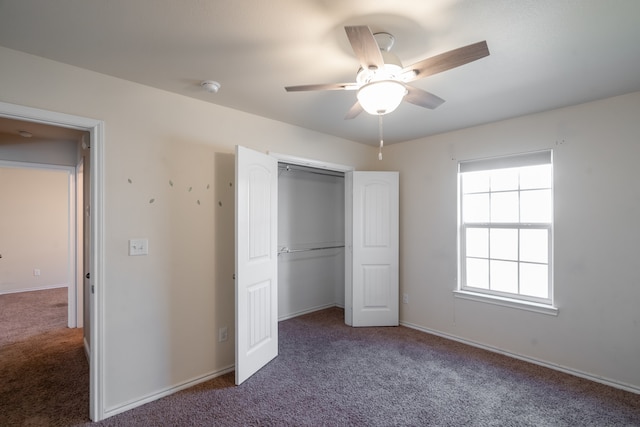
[235,145,278,385]
[349,171,399,327]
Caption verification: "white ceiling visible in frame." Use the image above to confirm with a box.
[1,0,639,146]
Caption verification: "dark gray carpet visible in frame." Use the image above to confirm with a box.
[0,287,69,347]
[2,290,639,426]
[0,288,89,426]
[92,307,639,426]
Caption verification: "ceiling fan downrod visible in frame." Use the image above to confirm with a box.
[378,114,384,160]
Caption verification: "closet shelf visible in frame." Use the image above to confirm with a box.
[278,245,345,255]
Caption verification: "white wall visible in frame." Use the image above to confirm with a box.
[0,46,376,418]
[278,168,345,319]
[0,166,69,294]
[383,90,640,392]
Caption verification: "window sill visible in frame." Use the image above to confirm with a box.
[453,290,559,316]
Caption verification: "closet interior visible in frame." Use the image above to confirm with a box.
[277,162,345,320]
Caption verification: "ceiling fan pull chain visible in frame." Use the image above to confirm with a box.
[378,114,384,160]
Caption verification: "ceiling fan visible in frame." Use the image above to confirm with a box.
[285,25,490,119]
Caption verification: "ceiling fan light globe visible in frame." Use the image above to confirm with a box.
[357,80,407,115]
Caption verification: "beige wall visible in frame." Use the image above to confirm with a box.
[0,46,376,417]
[383,90,640,393]
[0,166,69,293]
[2,43,639,419]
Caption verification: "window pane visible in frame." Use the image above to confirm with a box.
[466,228,489,258]
[520,164,552,190]
[520,263,549,299]
[490,168,519,191]
[463,194,490,223]
[491,192,519,222]
[520,189,552,223]
[466,258,489,289]
[490,260,518,293]
[520,229,548,263]
[459,153,553,304]
[463,171,490,194]
[490,228,518,261]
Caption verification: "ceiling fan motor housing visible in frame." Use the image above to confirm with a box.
[356,34,404,86]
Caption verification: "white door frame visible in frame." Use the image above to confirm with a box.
[0,160,78,326]
[0,101,105,422]
[268,152,355,175]
[76,157,85,328]
[236,149,399,382]
[270,151,355,317]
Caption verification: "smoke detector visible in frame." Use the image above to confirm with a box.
[201,80,221,93]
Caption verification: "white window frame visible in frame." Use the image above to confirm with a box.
[455,150,557,315]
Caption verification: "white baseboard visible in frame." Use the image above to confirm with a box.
[103,365,235,419]
[0,284,68,295]
[400,320,640,395]
[278,303,341,322]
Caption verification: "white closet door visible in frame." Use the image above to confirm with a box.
[235,145,278,385]
[347,171,399,327]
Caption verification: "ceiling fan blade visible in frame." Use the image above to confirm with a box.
[345,25,385,70]
[402,41,490,82]
[344,101,364,120]
[404,86,445,109]
[285,83,358,92]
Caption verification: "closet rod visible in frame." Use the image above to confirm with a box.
[278,244,345,255]
[278,163,345,178]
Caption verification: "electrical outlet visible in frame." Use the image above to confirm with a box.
[218,326,228,342]
[33,268,41,276]
[402,293,409,304]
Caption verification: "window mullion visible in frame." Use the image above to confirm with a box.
[517,171,521,296]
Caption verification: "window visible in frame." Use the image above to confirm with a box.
[458,150,553,306]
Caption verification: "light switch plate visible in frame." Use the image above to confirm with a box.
[129,238,149,256]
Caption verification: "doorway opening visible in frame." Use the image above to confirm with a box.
[276,160,348,322]
[0,101,104,421]
[0,162,79,324]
